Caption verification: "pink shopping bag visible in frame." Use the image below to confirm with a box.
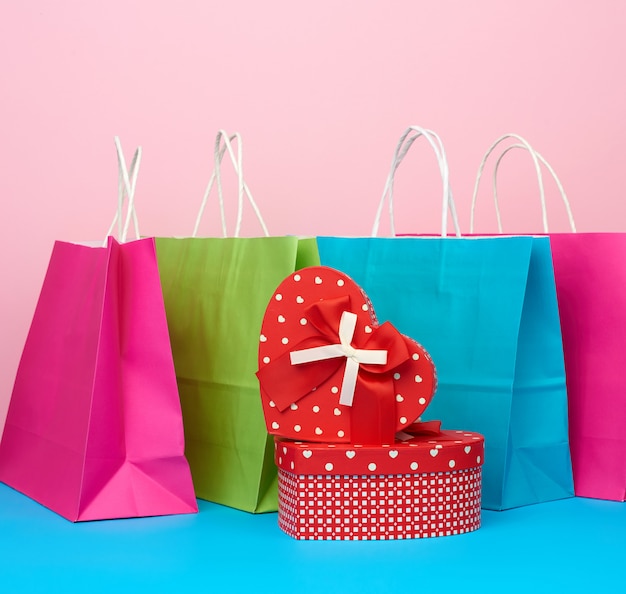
[0,139,198,520]
[472,134,626,501]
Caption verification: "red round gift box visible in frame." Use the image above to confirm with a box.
[275,429,484,541]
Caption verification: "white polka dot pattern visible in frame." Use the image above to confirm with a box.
[278,467,482,540]
[274,430,484,476]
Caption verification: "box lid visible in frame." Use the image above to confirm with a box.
[275,422,484,476]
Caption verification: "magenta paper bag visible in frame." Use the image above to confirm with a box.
[473,134,626,501]
[550,233,626,501]
[0,141,197,521]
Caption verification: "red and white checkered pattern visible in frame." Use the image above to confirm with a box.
[278,467,482,540]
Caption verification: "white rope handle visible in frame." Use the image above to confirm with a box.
[104,136,141,245]
[193,130,269,238]
[492,144,576,233]
[470,133,576,233]
[372,126,460,238]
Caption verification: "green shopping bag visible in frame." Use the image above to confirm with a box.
[156,132,319,512]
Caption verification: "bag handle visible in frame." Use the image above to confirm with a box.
[372,126,460,238]
[104,136,141,245]
[470,133,576,233]
[193,130,269,238]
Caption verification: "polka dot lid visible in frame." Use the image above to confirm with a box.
[275,424,485,476]
[257,266,437,444]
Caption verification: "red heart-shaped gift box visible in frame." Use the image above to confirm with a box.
[256,266,436,444]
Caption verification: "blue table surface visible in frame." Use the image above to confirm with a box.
[0,483,624,593]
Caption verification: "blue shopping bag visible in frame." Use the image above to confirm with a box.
[471,133,626,502]
[317,126,574,510]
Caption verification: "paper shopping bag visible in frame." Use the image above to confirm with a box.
[472,134,626,501]
[318,126,574,510]
[550,234,626,501]
[0,141,198,521]
[155,131,320,512]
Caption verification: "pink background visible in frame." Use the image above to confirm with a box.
[1,1,625,428]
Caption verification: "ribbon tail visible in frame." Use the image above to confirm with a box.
[403,420,443,437]
[339,358,359,406]
[349,376,397,445]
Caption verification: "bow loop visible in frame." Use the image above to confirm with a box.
[290,310,389,406]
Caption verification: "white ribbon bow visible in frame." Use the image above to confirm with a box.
[289,311,388,406]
